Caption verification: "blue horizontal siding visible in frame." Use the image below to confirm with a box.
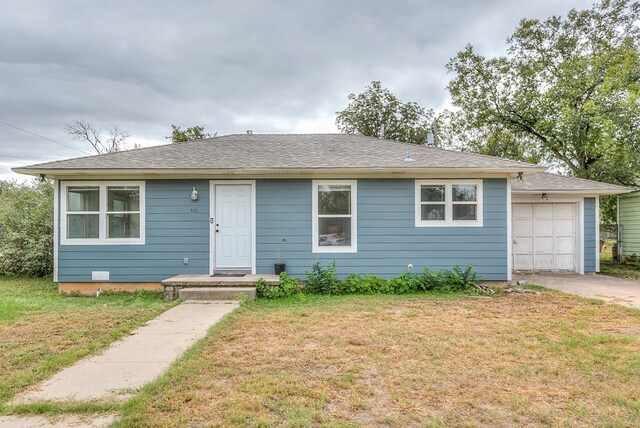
[256,179,508,280]
[58,180,210,282]
[58,178,510,283]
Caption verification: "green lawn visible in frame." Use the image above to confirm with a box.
[4,278,640,427]
[0,276,175,408]
[113,291,640,428]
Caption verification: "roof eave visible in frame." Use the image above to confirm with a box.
[513,189,632,196]
[12,165,545,179]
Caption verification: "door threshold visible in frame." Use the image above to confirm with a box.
[212,269,252,276]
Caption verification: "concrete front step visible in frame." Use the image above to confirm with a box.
[162,274,278,300]
[179,287,256,301]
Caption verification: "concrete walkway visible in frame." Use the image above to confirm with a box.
[11,300,239,404]
[513,272,640,309]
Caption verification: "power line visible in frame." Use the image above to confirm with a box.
[0,120,93,156]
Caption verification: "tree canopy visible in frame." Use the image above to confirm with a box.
[445,0,640,186]
[336,81,434,145]
[168,125,215,143]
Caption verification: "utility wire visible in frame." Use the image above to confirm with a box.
[0,119,93,156]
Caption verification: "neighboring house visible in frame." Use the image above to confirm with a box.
[14,134,630,293]
[618,190,640,259]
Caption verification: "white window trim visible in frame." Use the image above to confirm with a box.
[415,179,483,227]
[312,180,357,253]
[60,181,145,245]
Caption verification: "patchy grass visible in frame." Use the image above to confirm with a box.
[0,276,175,407]
[115,291,640,427]
[600,249,640,282]
[7,401,122,416]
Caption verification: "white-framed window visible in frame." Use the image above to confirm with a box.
[312,180,357,253]
[61,181,145,245]
[415,180,483,227]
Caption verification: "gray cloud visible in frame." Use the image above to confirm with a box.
[0,0,592,179]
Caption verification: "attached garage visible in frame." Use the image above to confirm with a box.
[513,203,577,272]
[510,173,630,277]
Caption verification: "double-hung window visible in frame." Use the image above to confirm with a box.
[312,180,357,253]
[415,180,483,227]
[61,181,145,244]
[107,186,141,239]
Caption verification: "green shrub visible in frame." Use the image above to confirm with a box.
[626,253,640,267]
[257,262,482,299]
[0,180,53,277]
[304,260,338,295]
[256,272,302,299]
[331,273,386,295]
[381,272,420,294]
[418,265,479,292]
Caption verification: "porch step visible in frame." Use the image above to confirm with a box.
[162,274,279,287]
[162,274,278,300]
[179,287,256,301]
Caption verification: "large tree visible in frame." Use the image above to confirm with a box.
[446,0,640,186]
[336,81,434,145]
[167,124,215,143]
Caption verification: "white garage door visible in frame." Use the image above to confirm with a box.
[513,203,576,271]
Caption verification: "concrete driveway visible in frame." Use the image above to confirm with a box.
[513,272,640,309]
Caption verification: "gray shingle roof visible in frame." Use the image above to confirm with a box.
[15,133,541,173]
[512,172,631,194]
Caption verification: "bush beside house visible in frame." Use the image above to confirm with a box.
[256,261,481,299]
[0,180,53,276]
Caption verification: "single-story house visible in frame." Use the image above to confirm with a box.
[618,190,640,259]
[14,133,630,293]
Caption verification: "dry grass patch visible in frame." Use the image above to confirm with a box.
[0,277,175,405]
[118,292,640,427]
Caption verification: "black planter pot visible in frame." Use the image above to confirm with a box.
[274,263,286,275]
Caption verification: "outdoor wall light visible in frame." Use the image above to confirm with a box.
[191,186,199,201]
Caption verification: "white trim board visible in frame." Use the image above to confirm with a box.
[578,199,585,274]
[596,195,600,272]
[506,179,512,281]
[53,179,59,282]
[209,180,257,275]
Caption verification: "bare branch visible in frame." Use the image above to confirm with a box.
[65,119,133,154]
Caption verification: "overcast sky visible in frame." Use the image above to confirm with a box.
[1,0,592,181]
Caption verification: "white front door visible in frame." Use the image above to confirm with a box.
[213,184,252,270]
[513,203,576,271]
